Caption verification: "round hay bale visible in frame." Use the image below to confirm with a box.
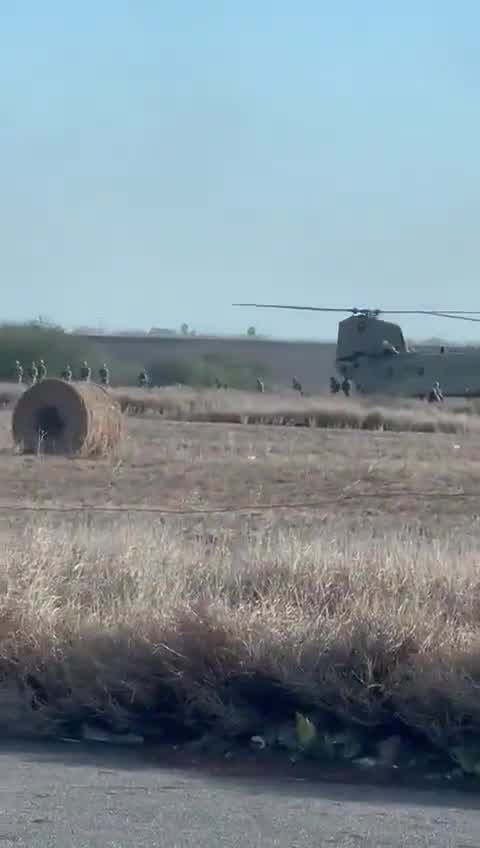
[12,379,123,456]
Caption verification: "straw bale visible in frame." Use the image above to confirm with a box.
[12,379,123,456]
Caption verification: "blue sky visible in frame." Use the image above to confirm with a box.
[1,2,480,341]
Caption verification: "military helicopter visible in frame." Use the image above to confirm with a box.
[233,303,480,398]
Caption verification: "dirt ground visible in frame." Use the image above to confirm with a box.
[1,407,479,538]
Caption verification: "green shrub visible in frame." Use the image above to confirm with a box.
[148,359,202,387]
[148,354,271,389]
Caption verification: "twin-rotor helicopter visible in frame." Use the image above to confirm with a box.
[233,303,480,398]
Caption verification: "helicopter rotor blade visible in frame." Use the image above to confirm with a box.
[428,311,480,315]
[428,312,480,323]
[381,310,480,316]
[383,311,480,322]
[233,304,480,321]
[232,303,354,312]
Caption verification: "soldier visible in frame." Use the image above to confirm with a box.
[292,376,303,394]
[79,360,91,381]
[14,361,23,384]
[61,364,72,382]
[28,361,38,385]
[428,381,443,403]
[329,376,340,394]
[138,368,149,389]
[256,377,265,393]
[381,339,399,356]
[341,376,352,397]
[215,377,222,389]
[99,363,110,386]
[38,359,47,382]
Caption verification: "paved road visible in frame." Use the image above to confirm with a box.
[1,740,479,846]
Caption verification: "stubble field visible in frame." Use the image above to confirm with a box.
[1,387,480,780]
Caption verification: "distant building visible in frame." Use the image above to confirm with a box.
[148,327,177,336]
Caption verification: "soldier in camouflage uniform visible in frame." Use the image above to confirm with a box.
[341,376,352,397]
[14,361,24,384]
[99,363,110,386]
[28,361,38,385]
[138,368,149,388]
[62,364,73,382]
[79,360,91,381]
[428,381,444,403]
[329,376,341,394]
[292,376,303,394]
[256,377,265,393]
[38,359,47,382]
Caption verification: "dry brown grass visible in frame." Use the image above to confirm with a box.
[1,518,480,766]
[114,386,480,435]
[0,404,479,771]
[3,381,480,435]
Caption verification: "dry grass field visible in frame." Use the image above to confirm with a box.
[1,386,480,778]
[2,381,480,431]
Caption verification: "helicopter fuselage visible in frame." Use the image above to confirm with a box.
[333,313,480,397]
[339,348,480,397]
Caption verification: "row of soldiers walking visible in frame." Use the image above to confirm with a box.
[15,360,48,385]
[254,375,352,396]
[15,360,151,389]
[329,374,444,402]
[254,376,306,394]
[15,360,111,386]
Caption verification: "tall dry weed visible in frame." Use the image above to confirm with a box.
[1,518,480,754]
[114,387,479,435]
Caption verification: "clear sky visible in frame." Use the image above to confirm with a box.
[2,1,480,341]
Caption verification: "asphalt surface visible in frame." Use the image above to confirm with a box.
[1,740,480,847]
